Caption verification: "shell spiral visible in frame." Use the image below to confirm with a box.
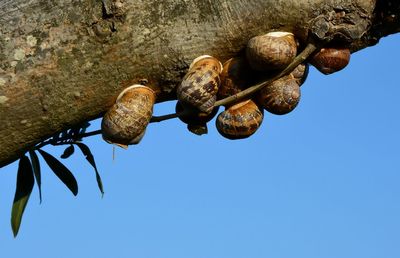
[256,76,300,115]
[101,85,156,147]
[177,56,222,113]
[216,100,264,140]
[291,63,309,86]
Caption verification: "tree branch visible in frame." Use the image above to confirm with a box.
[1,0,398,167]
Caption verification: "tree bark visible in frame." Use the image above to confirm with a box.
[0,0,399,167]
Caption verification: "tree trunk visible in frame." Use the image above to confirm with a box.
[0,0,399,167]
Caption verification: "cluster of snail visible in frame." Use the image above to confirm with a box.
[101,31,351,147]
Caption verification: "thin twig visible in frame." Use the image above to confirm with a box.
[32,42,320,149]
[147,42,319,123]
[79,130,102,138]
[150,110,190,123]
[34,130,103,150]
[150,113,180,123]
[215,42,318,107]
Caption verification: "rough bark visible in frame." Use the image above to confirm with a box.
[0,0,399,167]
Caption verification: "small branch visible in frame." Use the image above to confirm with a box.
[30,43,319,151]
[79,130,102,138]
[32,110,189,150]
[151,112,181,123]
[150,109,192,123]
[34,140,52,150]
[147,42,319,123]
[33,130,103,150]
[214,42,318,107]
[33,111,189,151]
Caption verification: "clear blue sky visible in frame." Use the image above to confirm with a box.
[1,34,399,258]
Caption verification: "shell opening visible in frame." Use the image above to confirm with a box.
[265,31,294,38]
[189,55,223,72]
[116,84,155,103]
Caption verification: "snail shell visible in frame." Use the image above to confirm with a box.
[216,99,264,140]
[310,47,351,75]
[291,63,309,86]
[101,84,155,147]
[246,32,297,71]
[256,76,300,115]
[218,57,252,99]
[177,55,223,113]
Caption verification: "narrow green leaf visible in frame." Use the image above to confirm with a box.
[38,149,78,196]
[61,145,75,159]
[11,156,34,237]
[74,142,104,196]
[29,150,42,203]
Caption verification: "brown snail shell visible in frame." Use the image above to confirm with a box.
[216,99,264,140]
[310,47,351,75]
[291,63,309,86]
[177,55,223,113]
[246,32,297,71]
[218,57,252,99]
[256,76,300,115]
[101,84,155,147]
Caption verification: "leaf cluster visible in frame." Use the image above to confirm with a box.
[9,123,104,237]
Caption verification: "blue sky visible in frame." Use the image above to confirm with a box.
[1,33,399,258]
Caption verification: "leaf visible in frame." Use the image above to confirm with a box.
[29,150,42,203]
[74,142,104,196]
[61,145,75,159]
[38,149,78,196]
[11,156,34,237]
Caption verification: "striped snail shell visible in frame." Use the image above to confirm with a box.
[216,99,264,140]
[310,47,351,75]
[246,32,297,71]
[177,55,223,114]
[291,63,309,86]
[218,57,252,99]
[101,84,156,148]
[175,101,220,135]
[256,76,300,115]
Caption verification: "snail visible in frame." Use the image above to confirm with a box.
[101,84,156,148]
[177,55,223,113]
[291,63,309,86]
[175,101,219,135]
[310,47,351,75]
[216,99,264,140]
[246,32,297,71]
[218,57,253,99]
[256,76,300,115]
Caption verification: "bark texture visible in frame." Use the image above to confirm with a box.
[0,0,399,167]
